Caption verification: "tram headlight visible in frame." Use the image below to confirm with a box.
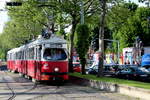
[54,67,59,72]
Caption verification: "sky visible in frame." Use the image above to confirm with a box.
[0,0,10,33]
[0,0,147,33]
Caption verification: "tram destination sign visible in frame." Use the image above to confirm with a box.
[45,44,63,48]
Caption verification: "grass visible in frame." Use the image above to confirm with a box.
[69,72,150,90]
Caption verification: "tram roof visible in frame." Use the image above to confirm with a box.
[28,35,67,47]
[7,35,67,53]
[7,47,20,54]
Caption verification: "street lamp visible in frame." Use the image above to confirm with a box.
[103,39,120,64]
[79,1,84,24]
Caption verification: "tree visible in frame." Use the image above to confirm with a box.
[57,0,100,72]
[123,2,138,12]
[133,7,150,46]
[0,0,47,59]
[107,2,138,52]
[111,7,150,50]
[97,0,107,77]
[76,24,90,74]
[97,0,124,77]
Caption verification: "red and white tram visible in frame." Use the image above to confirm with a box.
[7,35,69,82]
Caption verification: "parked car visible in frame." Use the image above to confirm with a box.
[73,62,81,72]
[87,64,116,76]
[116,66,150,81]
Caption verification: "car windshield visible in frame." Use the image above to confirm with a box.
[43,48,67,60]
[73,64,80,67]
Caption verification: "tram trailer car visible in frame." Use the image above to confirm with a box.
[7,35,69,82]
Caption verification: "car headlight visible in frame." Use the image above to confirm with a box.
[54,67,59,72]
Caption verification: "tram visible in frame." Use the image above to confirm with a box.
[7,34,69,82]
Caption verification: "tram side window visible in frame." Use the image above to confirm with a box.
[12,53,14,60]
[36,45,42,60]
[10,54,12,60]
[35,48,40,60]
[26,49,29,60]
[20,51,22,60]
[10,53,12,60]
[19,51,21,60]
[25,50,28,60]
[29,48,31,59]
[28,48,34,60]
[16,52,18,60]
[38,48,41,60]
[22,51,25,60]
[24,51,26,60]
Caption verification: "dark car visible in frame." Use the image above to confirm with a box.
[116,66,150,81]
[87,65,115,76]
[73,62,81,72]
[87,65,98,75]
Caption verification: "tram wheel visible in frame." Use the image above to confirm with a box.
[19,73,24,77]
[24,75,28,79]
[8,69,11,72]
[27,76,31,80]
[11,70,15,73]
[32,78,38,83]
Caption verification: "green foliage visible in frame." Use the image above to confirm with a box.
[76,24,90,59]
[107,2,150,51]
[123,2,138,12]
[107,3,133,32]
[135,7,150,46]
[116,7,150,49]
[76,24,90,74]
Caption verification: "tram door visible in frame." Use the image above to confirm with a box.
[35,45,42,80]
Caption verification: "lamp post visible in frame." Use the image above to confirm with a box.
[79,1,84,24]
[103,39,120,64]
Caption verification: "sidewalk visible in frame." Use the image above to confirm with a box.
[70,75,150,100]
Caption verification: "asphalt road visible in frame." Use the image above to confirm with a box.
[0,65,141,100]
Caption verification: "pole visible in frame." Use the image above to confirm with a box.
[80,1,84,24]
[117,41,120,64]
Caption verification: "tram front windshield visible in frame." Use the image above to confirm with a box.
[43,48,67,60]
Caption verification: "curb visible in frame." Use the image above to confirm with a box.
[70,76,150,100]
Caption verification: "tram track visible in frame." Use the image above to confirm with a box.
[1,72,16,100]
[1,70,37,100]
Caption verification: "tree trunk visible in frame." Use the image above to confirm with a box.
[81,58,86,74]
[97,0,107,77]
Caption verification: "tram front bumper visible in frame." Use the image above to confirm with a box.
[41,72,68,80]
